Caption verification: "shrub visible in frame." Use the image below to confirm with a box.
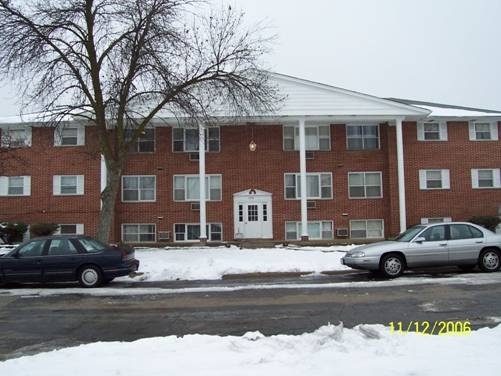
[0,222,28,243]
[30,223,60,237]
[469,216,501,232]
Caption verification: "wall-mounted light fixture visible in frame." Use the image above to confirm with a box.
[249,126,257,151]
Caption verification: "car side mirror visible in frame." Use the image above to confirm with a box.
[415,237,426,243]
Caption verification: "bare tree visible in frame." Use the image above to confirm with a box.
[0,0,279,242]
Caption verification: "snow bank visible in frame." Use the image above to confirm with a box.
[129,245,353,281]
[1,323,500,376]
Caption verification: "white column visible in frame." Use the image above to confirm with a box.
[298,118,309,240]
[100,154,107,209]
[198,123,207,242]
[395,117,407,233]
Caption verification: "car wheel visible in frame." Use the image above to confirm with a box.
[380,254,405,278]
[478,249,501,272]
[78,265,102,288]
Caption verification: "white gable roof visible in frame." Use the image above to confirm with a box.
[269,72,430,118]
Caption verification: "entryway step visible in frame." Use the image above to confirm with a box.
[237,239,278,249]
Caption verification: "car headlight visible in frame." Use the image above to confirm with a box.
[349,250,366,258]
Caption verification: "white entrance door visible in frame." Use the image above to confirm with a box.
[233,189,273,239]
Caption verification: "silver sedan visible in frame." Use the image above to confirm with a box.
[341,222,501,278]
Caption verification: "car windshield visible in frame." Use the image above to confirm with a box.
[394,225,426,242]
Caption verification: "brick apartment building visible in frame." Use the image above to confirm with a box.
[1,72,500,244]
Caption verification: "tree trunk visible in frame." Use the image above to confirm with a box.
[96,161,122,243]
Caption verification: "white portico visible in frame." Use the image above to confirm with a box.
[194,72,430,242]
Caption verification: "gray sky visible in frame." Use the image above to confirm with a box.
[0,0,500,115]
[231,0,501,110]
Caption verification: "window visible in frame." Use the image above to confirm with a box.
[122,224,156,243]
[419,169,450,190]
[174,223,222,242]
[173,175,222,201]
[122,176,156,202]
[57,224,84,235]
[283,125,331,151]
[1,127,32,148]
[285,221,333,240]
[348,172,382,198]
[420,225,446,241]
[125,128,155,153]
[349,220,384,239]
[449,224,483,240]
[469,121,498,141]
[48,239,79,255]
[421,217,452,224]
[417,121,447,141]
[54,125,85,146]
[471,169,501,189]
[53,175,84,195]
[284,173,332,199]
[172,127,220,152]
[0,176,31,196]
[17,239,46,257]
[346,124,379,150]
[78,237,107,252]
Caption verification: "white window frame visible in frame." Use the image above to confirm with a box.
[122,223,156,243]
[284,172,333,200]
[0,176,31,196]
[173,174,222,202]
[419,169,451,190]
[56,224,85,235]
[469,121,499,141]
[283,125,331,151]
[53,175,84,196]
[174,223,223,242]
[417,121,448,141]
[348,172,383,199]
[471,169,501,189]
[349,219,384,239]
[54,124,86,146]
[172,127,220,152]
[285,221,333,240]
[346,124,380,150]
[420,217,452,224]
[1,127,32,148]
[121,175,156,202]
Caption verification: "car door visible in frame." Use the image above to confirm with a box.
[405,225,449,267]
[447,224,485,264]
[43,238,83,282]
[0,239,47,283]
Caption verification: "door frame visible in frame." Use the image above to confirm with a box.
[233,189,273,239]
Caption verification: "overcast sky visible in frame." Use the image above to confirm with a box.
[0,0,499,115]
[231,0,501,110]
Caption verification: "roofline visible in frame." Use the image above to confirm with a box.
[385,97,501,114]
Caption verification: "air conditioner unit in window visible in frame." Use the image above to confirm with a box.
[191,202,200,211]
[189,153,199,161]
[307,200,317,209]
[336,228,349,237]
[306,151,315,160]
[157,231,170,241]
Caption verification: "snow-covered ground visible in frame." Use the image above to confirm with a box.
[129,244,353,281]
[1,323,500,376]
[2,244,501,374]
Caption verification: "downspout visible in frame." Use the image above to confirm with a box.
[199,123,207,244]
[395,117,407,233]
[299,118,309,240]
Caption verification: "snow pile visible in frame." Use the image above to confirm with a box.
[130,245,353,281]
[1,323,500,376]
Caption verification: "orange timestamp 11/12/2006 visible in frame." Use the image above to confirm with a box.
[389,320,472,335]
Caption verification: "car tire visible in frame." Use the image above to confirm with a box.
[78,265,103,288]
[478,248,501,272]
[380,253,405,278]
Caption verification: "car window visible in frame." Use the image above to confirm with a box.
[48,239,79,256]
[395,225,426,242]
[78,238,107,253]
[450,224,483,240]
[17,240,46,257]
[420,225,446,242]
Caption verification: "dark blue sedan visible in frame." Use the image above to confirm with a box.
[0,235,139,287]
